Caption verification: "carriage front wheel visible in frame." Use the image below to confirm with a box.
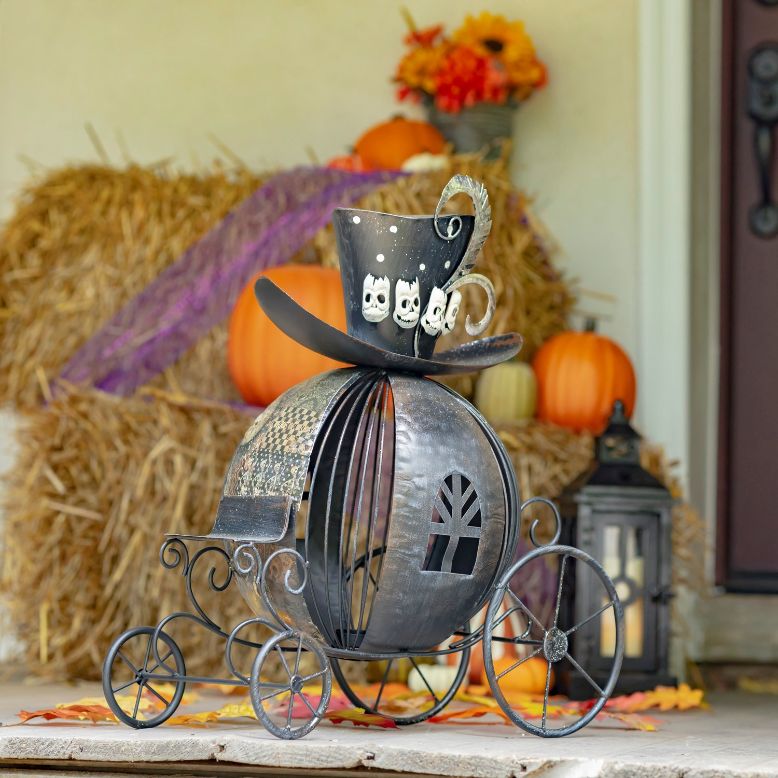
[102,626,186,728]
[249,629,332,739]
[484,545,624,737]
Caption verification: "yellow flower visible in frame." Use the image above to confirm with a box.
[396,43,448,94]
[453,12,545,91]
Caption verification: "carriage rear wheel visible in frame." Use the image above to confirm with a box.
[484,545,624,737]
[331,642,470,726]
[102,626,186,728]
[249,630,332,739]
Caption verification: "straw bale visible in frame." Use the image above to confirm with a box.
[1,384,256,680]
[0,163,264,408]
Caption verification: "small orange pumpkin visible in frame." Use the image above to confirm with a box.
[532,321,636,434]
[228,265,347,407]
[354,116,446,171]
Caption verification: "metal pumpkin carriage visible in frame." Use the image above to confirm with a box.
[103,176,625,739]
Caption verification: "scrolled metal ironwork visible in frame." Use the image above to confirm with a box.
[521,496,563,548]
[259,548,309,630]
[232,542,263,586]
[159,537,190,573]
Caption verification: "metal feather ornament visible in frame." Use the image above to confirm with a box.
[435,174,496,335]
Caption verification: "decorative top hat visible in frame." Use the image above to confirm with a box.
[254,175,522,375]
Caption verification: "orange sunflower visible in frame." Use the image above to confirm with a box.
[453,12,546,94]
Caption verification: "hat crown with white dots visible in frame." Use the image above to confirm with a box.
[333,175,494,361]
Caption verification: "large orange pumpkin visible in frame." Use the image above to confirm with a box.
[354,116,446,171]
[533,323,636,434]
[228,265,347,406]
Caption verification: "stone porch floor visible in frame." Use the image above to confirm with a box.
[0,683,777,777]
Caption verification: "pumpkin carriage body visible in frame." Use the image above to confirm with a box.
[218,366,520,654]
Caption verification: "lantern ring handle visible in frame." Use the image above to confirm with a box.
[520,497,562,548]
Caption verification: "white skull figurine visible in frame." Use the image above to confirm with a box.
[362,273,391,323]
[443,290,462,334]
[420,286,447,336]
[393,278,420,329]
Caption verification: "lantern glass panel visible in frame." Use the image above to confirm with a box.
[600,524,646,659]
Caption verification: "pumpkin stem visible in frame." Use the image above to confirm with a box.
[584,317,597,333]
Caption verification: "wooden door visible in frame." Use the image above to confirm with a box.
[718,0,778,592]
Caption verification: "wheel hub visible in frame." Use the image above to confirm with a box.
[290,674,304,693]
[543,627,568,663]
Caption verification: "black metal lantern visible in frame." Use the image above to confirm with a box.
[560,400,675,698]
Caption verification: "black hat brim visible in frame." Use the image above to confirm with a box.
[254,278,522,375]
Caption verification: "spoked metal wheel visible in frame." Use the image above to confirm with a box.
[102,626,186,728]
[484,545,624,737]
[331,643,470,726]
[249,630,332,740]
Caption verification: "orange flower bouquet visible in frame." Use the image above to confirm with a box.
[395,11,547,153]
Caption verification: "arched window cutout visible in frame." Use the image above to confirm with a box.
[422,473,481,575]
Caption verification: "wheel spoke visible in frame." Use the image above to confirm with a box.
[116,649,137,675]
[495,646,543,681]
[541,660,553,731]
[293,636,302,677]
[260,686,291,703]
[553,555,568,628]
[565,601,614,637]
[507,588,547,633]
[301,669,327,683]
[286,691,295,729]
[409,657,441,703]
[276,643,293,680]
[146,649,174,675]
[298,692,318,717]
[144,683,171,707]
[111,678,140,695]
[141,635,154,672]
[132,681,145,719]
[373,659,393,709]
[565,652,605,697]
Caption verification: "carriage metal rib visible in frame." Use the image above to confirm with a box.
[354,379,392,645]
[343,378,383,649]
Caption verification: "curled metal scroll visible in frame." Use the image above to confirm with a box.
[520,497,562,548]
[160,537,190,573]
[159,538,233,632]
[445,273,496,335]
[258,548,309,630]
[434,174,492,277]
[232,542,263,587]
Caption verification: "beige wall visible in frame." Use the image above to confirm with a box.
[0,0,639,355]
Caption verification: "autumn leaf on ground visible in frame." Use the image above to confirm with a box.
[167,701,256,726]
[605,684,705,713]
[738,677,778,695]
[19,704,117,724]
[325,708,399,728]
[599,711,662,731]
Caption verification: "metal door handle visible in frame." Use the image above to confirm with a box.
[747,43,778,238]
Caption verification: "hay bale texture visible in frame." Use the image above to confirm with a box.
[0,155,580,680]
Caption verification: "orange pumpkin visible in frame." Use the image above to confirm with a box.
[533,322,636,434]
[354,116,446,171]
[482,655,553,695]
[326,153,371,172]
[228,265,347,406]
